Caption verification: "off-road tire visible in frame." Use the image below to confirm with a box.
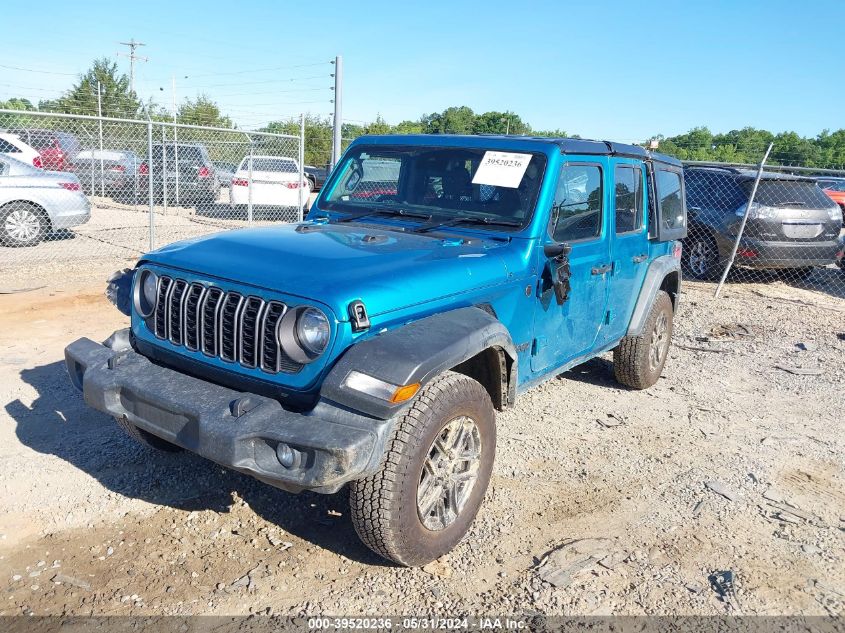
[115,416,183,452]
[613,290,674,390]
[349,371,496,566]
[1,202,48,247]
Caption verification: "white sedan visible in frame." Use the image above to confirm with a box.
[230,155,310,213]
[0,132,43,169]
[0,154,90,246]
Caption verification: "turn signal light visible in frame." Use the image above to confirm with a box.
[390,383,420,404]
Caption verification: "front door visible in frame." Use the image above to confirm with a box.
[531,160,611,373]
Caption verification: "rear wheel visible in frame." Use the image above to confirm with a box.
[115,416,183,453]
[614,290,674,389]
[1,202,48,247]
[349,371,495,566]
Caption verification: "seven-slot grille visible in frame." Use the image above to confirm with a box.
[149,275,302,374]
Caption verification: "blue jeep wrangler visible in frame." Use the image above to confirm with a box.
[65,135,687,566]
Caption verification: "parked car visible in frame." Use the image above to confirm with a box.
[143,143,219,205]
[66,134,686,566]
[304,164,328,191]
[230,155,310,211]
[0,154,90,246]
[8,128,81,171]
[0,132,43,168]
[66,149,145,200]
[816,177,845,221]
[212,161,237,188]
[683,166,842,279]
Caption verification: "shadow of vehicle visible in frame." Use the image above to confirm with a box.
[194,203,302,223]
[7,360,384,565]
[44,229,78,242]
[559,356,623,388]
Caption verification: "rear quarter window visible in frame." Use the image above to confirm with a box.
[0,139,20,153]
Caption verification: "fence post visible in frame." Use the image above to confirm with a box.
[299,113,305,222]
[714,142,774,298]
[147,119,155,251]
[161,126,169,216]
[97,82,105,199]
[247,140,254,224]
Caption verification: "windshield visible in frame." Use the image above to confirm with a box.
[321,145,547,230]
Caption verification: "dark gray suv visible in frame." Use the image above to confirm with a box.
[683,166,843,279]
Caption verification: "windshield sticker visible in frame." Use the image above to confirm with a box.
[472,151,532,188]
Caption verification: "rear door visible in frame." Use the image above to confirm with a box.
[531,160,611,372]
[601,159,648,344]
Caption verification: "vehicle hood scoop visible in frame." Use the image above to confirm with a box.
[143,223,512,320]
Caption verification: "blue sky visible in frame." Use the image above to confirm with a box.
[0,0,842,140]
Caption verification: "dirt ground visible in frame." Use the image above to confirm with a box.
[0,279,843,617]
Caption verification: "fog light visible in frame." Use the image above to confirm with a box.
[276,443,296,468]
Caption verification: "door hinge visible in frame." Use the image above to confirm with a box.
[605,310,612,325]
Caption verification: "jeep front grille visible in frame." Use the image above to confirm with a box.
[150,276,302,374]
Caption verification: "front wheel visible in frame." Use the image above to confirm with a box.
[1,202,47,247]
[613,290,674,390]
[349,371,496,566]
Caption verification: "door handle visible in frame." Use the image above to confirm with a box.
[591,263,612,275]
[632,254,648,264]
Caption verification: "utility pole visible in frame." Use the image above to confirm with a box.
[118,39,148,94]
[331,55,343,169]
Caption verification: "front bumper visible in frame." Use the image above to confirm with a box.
[64,332,393,494]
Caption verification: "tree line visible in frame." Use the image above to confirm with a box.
[2,58,843,169]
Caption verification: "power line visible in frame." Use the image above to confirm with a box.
[187,61,332,79]
[0,62,78,76]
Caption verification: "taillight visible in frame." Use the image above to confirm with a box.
[232,178,249,187]
[737,247,757,258]
[198,166,210,178]
[108,165,126,172]
[285,181,302,189]
[33,156,43,169]
[139,162,149,175]
[59,182,80,191]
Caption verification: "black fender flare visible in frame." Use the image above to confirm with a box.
[320,306,517,420]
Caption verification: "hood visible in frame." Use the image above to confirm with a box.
[143,223,515,320]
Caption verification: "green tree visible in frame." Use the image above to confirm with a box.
[364,114,390,135]
[472,110,530,135]
[176,95,232,128]
[0,97,35,111]
[421,106,476,134]
[39,58,143,119]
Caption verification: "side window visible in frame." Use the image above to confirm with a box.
[614,165,643,233]
[550,164,602,242]
[652,168,687,241]
[0,139,21,153]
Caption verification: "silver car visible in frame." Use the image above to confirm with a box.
[0,154,90,247]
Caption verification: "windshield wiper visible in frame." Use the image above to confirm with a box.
[336,208,432,223]
[415,216,522,233]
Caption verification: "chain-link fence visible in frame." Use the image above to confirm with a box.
[680,147,845,301]
[0,109,305,287]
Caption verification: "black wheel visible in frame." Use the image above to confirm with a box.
[115,416,183,453]
[613,290,674,390]
[349,371,496,566]
[683,230,721,280]
[1,202,48,247]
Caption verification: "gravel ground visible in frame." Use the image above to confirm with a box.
[0,279,843,617]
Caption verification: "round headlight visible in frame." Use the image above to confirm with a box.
[296,307,330,356]
[133,270,158,318]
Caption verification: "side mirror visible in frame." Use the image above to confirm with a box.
[544,242,572,259]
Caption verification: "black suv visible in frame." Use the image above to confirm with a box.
[683,166,843,279]
[146,143,219,205]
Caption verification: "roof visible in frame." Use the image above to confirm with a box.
[354,134,682,167]
[685,164,815,183]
